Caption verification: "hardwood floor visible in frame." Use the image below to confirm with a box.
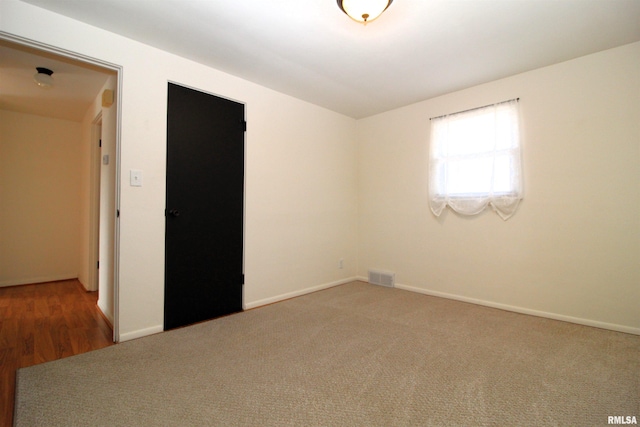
[0,279,114,427]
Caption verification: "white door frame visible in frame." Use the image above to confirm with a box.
[89,115,102,293]
[0,31,123,342]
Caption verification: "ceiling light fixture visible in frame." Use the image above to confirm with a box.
[337,0,393,24]
[34,67,54,88]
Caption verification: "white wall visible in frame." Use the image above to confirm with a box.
[78,76,117,328]
[0,109,82,286]
[1,0,358,340]
[77,110,92,289]
[96,77,118,325]
[357,42,640,333]
[3,1,636,338]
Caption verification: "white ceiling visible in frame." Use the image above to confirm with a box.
[0,39,114,122]
[11,0,640,119]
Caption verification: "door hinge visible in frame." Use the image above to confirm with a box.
[242,120,247,132]
[97,261,99,269]
[116,209,120,218]
[99,139,102,148]
[241,274,245,285]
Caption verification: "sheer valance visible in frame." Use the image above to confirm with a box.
[429,99,522,220]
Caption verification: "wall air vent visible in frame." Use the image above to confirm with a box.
[368,270,395,287]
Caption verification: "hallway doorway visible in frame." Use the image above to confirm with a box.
[0,35,122,341]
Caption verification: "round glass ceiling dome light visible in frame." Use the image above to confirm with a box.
[34,67,54,88]
[337,0,393,24]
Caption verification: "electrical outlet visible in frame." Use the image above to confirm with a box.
[339,258,344,269]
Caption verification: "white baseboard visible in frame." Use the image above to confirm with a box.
[118,276,638,343]
[0,274,77,288]
[393,282,640,336]
[97,298,114,326]
[118,325,164,343]
[244,277,358,310]
[117,278,357,342]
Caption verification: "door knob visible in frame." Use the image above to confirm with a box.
[168,209,181,217]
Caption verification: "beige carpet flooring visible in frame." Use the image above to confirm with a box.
[14,281,640,426]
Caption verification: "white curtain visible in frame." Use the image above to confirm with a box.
[429,99,522,220]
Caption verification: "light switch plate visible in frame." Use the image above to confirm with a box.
[130,169,143,187]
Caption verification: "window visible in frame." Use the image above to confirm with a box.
[429,99,522,220]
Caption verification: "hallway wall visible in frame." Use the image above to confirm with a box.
[0,109,82,286]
